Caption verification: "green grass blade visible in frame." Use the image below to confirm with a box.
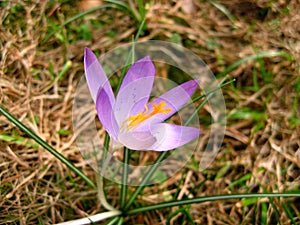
[209,0,236,27]
[0,133,39,148]
[228,173,252,189]
[127,0,142,22]
[185,76,228,125]
[261,202,268,225]
[42,4,116,44]
[166,207,195,225]
[56,60,72,82]
[0,106,96,189]
[120,147,130,209]
[268,197,281,224]
[260,186,281,224]
[104,216,120,225]
[282,201,297,225]
[104,0,141,22]
[138,0,146,19]
[104,0,129,9]
[126,193,300,215]
[188,78,235,105]
[115,217,124,225]
[43,60,73,92]
[103,134,110,164]
[217,51,294,77]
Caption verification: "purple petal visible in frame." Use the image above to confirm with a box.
[145,80,199,124]
[96,87,119,140]
[84,48,115,105]
[119,56,155,92]
[114,57,155,127]
[147,123,200,151]
[114,76,154,128]
[118,131,156,150]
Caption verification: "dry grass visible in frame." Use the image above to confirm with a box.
[1,0,300,224]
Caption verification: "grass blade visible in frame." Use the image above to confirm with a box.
[126,193,300,215]
[261,202,268,225]
[104,0,141,22]
[120,147,130,209]
[0,106,96,189]
[104,216,120,225]
[209,0,236,27]
[42,4,116,44]
[0,133,39,148]
[217,51,294,77]
[282,201,297,225]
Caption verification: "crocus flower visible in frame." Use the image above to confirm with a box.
[84,48,200,151]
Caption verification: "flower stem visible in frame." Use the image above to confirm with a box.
[96,133,116,211]
[123,151,168,211]
[96,175,116,211]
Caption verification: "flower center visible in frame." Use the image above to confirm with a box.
[121,101,172,131]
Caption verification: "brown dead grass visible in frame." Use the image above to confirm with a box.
[1,0,300,224]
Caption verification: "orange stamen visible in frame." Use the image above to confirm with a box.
[121,101,172,130]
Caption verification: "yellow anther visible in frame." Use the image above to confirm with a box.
[121,101,172,131]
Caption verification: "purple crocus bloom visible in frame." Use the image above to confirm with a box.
[84,48,200,151]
